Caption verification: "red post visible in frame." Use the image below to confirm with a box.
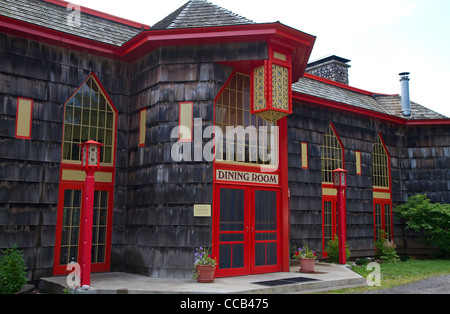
[332,168,348,265]
[79,168,95,287]
[337,187,346,265]
[78,140,102,288]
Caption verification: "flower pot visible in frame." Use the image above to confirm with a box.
[299,258,315,273]
[196,265,216,283]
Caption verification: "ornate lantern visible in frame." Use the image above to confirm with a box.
[332,168,348,189]
[252,49,292,123]
[79,140,103,172]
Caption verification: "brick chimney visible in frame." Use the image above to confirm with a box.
[305,55,351,85]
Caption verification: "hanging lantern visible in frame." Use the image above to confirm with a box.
[251,50,292,123]
[332,168,348,189]
[79,140,103,172]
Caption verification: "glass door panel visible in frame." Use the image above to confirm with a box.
[217,188,247,274]
[59,189,82,266]
[252,189,280,273]
[253,190,277,267]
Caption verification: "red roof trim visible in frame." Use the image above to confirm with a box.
[41,0,151,30]
[293,91,450,126]
[0,16,315,75]
[0,15,119,55]
[303,73,373,96]
[293,92,407,125]
[405,119,450,126]
[303,73,397,97]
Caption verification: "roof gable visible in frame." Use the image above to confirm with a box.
[152,0,254,30]
[0,0,146,46]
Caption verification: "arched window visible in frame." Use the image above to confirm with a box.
[62,75,116,165]
[321,124,344,183]
[54,74,116,276]
[373,135,390,189]
[372,134,393,241]
[321,124,344,255]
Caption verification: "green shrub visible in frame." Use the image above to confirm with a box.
[0,245,28,294]
[394,194,450,258]
[355,258,371,266]
[374,229,400,263]
[375,234,400,263]
[324,235,351,264]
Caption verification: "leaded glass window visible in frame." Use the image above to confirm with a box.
[215,73,277,166]
[62,75,115,165]
[59,189,109,266]
[321,124,343,183]
[59,189,81,265]
[372,135,390,188]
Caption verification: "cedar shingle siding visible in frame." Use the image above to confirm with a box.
[1,0,449,281]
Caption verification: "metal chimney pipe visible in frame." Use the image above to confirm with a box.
[399,72,411,117]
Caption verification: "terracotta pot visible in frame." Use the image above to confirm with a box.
[196,265,216,283]
[299,258,315,273]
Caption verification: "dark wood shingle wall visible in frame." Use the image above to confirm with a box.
[288,100,450,258]
[0,33,130,280]
[118,42,267,278]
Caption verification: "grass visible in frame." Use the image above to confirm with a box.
[323,259,450,294]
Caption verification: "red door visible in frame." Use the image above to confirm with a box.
[373,200,393,241]
[213,184,281,277]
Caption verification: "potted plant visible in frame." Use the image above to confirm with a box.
[193,247,217,283]
[292,244,317,273]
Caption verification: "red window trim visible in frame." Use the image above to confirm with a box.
[373,199,394,242]
[372,133,393,242]
[139,108,147,147]
[322,194,336,258]
[15,97,34,140]
[321,123,345,257]
[301,142,308,169]
[355,151,362,175]
[54,73,118,276]
[53,182,114,276]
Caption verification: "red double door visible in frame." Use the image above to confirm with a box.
[213,184,282,277]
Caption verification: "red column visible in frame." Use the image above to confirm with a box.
[337,187,346,265]
[79,169,95,287]
[279,117,290,272]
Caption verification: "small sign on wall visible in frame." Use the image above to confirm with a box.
[194,204,212,217]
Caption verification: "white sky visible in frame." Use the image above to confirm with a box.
[71,0,450,117]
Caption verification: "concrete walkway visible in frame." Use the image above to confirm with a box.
[39,263,366,294]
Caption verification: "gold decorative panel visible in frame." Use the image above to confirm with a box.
[253,66,266,111]
[272,65,289,111]
[254,110,287,123]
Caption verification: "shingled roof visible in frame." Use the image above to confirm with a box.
[0,0,145,46]
[293,76,448,120]
[2,0,445,121]
[152,0,255,30]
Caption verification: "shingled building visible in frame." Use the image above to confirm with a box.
[1,0,449,281]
